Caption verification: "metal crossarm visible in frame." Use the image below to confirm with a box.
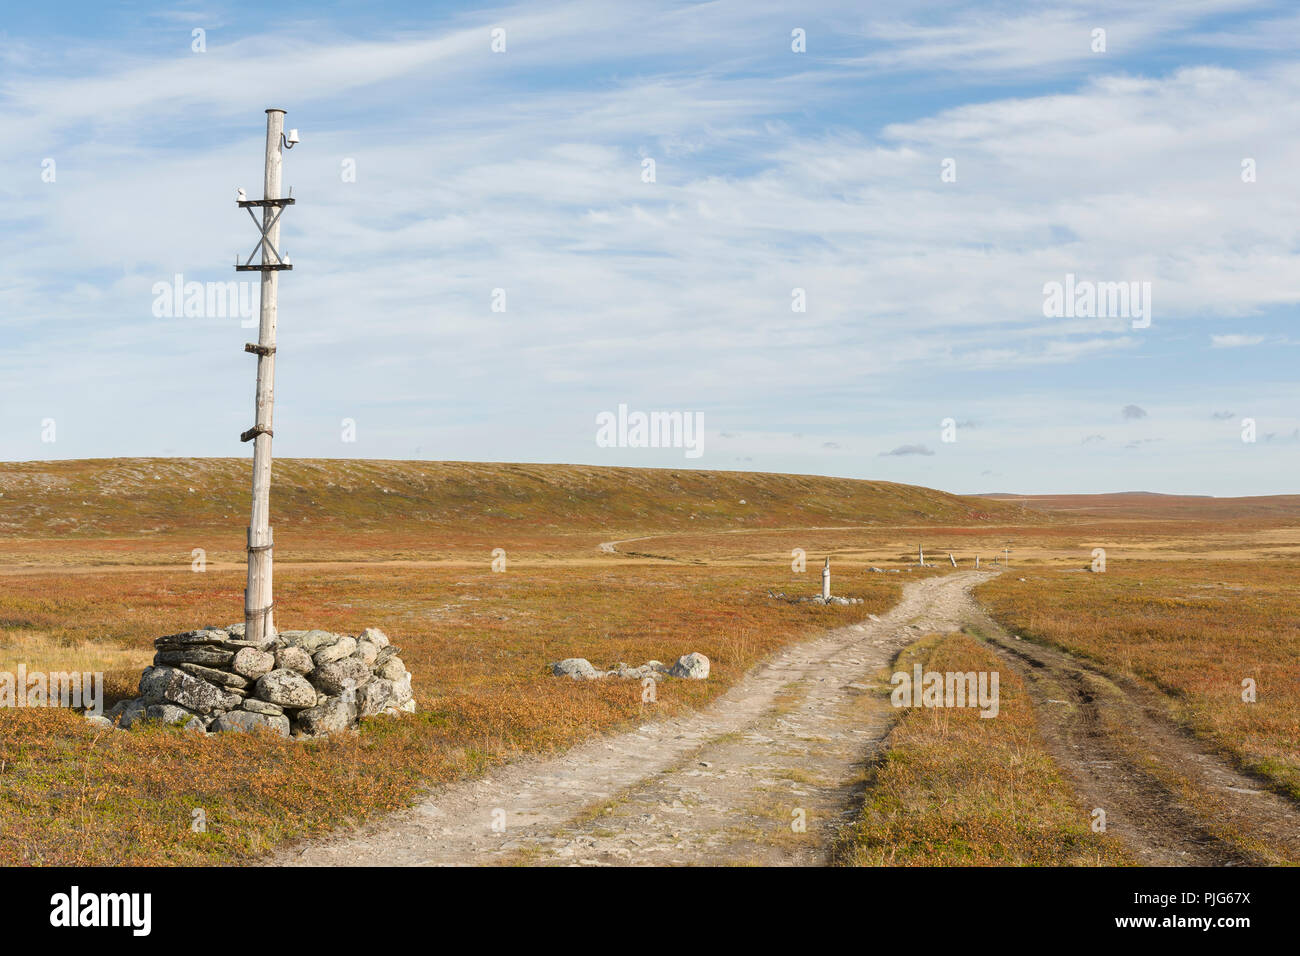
[236,198,293,270]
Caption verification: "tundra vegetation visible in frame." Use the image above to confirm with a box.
[0,460,1295,865]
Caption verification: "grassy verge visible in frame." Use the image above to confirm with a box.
[834,632,1131,866]
[975,561,1300,800]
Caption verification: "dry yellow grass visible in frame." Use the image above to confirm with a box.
[0,630,152,677]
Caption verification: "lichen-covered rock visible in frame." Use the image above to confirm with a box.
[154,628,229,648]
[118,698,147,728]
[274,646,314,675]
[375,655,408,682]
[390,673,413,704]
[312,636,357,666]
[139,665,242,714]
[313,657,372,695]
[155,645,236,667]
[254,669,318,709]
[551,658,598,679]
[354,641,379,667]
[177,661,250,689]
[669,652,710,680]
[104,699,130,722]
[145,703,207,730]
[240,697,285,717]
[284,629,337,654]
[296,696,357,736]
[232,646,276,679]
[357,678,395,718]
[374,655,408,686]
[84,714,115,730]
[359,627,390,649]
[211,710,290,736]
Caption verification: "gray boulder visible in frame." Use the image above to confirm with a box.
[551,658,598,680]
[84,714,115,730]
[296,696,358,736]
[312,636,357,666]
[177,661,249,689]
[154,628,228,647]
[211,710,290,736]
[240,697,285,716]
[354,640,379,667]
[145,703,207,730]
[375,655,408,682]
[155,645,235,667]
[139,665,242,714]
[359,627,390,649]
[104,699,130,721]
[669,652,710,680]
[254,669,318,709]
[313,657,372,695]
[284,629,337,654]
[232,646,276,679]
[357,678,395,718]
[390,673,413,700]
[275,646,314,675]
[118,699,148,728]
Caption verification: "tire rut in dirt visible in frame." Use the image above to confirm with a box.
[972,619,1294,866]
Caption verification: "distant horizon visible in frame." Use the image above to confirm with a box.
[0,454,1291,502]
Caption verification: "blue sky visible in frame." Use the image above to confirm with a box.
[2,0,1298,495]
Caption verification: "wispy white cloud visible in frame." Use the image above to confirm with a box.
[1211,333,1265,347]
[1,0,1297,495]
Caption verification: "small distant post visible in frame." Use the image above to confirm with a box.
[1003,543,1011,567]
[976,555,981,569]
[949,553,957,567]
[822,557,831,599]
[918,546,924,566]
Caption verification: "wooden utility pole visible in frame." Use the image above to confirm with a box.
[821,557,831,599]
[236,108,297,642]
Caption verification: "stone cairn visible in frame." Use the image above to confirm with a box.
[102,625,415,738]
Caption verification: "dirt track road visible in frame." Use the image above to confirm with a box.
[277,572,976,866]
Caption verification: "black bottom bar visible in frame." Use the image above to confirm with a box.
[5,865,1286,945]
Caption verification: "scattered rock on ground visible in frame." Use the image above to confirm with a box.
[550,654,709,681]
[551,658,599,680]
[670,652,710,679]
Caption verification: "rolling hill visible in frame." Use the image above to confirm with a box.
[0,458,1027,538]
